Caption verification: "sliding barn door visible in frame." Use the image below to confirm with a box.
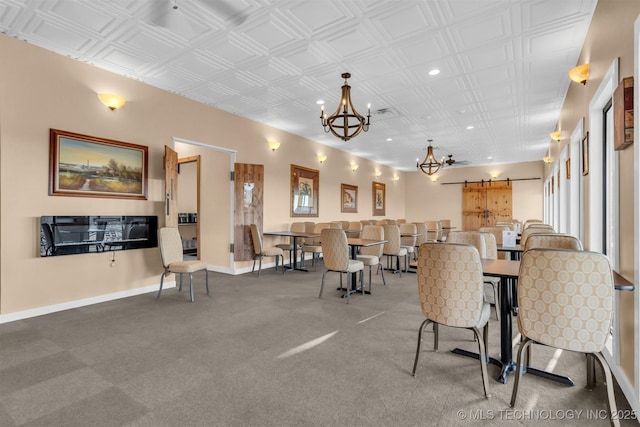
[462,181,512,230]
[233,163,264,261]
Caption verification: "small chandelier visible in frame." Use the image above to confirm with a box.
[417,140,441,176]
[320,73,370,141]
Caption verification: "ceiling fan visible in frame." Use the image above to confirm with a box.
[442,154,470,167]
[149,0,249,28]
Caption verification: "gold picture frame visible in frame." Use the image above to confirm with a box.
[49,128,148,200]
[340,183,358,213]
[566,158,571,179]
[372,181,385,216]
[290,164,319,217]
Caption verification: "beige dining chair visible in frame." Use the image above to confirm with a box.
[511,248,618,426]
[356,225,386,292]
[301,223,330,270]
[413,242,491,399]
[399,222,417,266]
[524,233,583,251]
[156,227,209,302]
[479,226,510,259]
[250,224,284,277]
[412,222,428,257]
[382,224,407,276]
[348,221,363,238]
[520,227,555,246]
[319,228,364,304]
[276,222,306,267]
[425,220,442,242]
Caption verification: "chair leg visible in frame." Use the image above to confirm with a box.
[586,353,596,390]
[379,264,386,286]
[345,273,350,304]
[188,273,194,302]
[258,256,262,277]
[591,352,620,427]
[205,269,209,296]
[319,271,329,298]
[433,323,439,350]
[368,266,372,294]
[412,318,432,376]
[252,258,256,273]
[472,325,491,398]
[510,337,533,407]
[178,273,183,292]
[156,272,166,300]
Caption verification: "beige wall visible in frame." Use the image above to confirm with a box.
[544,0,639,398]
[405,161,543,227]
[0,35,410,315]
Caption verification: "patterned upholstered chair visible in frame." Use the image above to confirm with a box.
[382,224,408,276]
[479,226,510,259]
[356,225,386,292]
[348,221,363,238]
[511,248,619,426]
[520,227,554,246]
[412,242,491,399]
[399,222,417,267]
[523,219,543,229]
[425,220,442,242]
[412,222,428,257]
[319,228,364,304]
[156,227,209,302]
[301,223,330,270]
[276,222,306,267]
[479,232,501,321]
[524,233,582,251]
[250,224,284,277]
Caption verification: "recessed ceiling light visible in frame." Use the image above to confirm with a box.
[428,69,440,76]
[466,125,474,130]
[316,100,324,105]
[487,156,493,160]
[386,138,393,141]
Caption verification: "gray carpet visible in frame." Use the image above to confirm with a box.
[0,262,635,426]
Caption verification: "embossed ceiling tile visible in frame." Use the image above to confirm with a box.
[323,28,377,60]
[170,51,221,80]
[525,0,597,30]
[461,41,513,72]
[146,67,200,91]
[281,44,330,73]
[527,27,585,56]
[119,28,185,63]
[203,35,258,67]
[371,2,432,40]
[453,11,510,50]
[49,0,115,33]
[284,0,353,34]
[394,33,450,69]
[92,46,149,75]
[239,15,299,53]
[20,14,94,54]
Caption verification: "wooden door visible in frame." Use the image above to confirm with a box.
[177,155,200,259]
[164,145,178,227]
[462,181,512,230]
[233,163,264,261]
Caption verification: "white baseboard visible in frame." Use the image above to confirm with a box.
[0,281,176,324]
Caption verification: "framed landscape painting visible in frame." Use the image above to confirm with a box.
[341,183,358,213]
[372,181,385,216]
[49,129,148,199]
[291,164,319,217]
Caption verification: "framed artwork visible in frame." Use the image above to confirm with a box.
[290,164,319,217]
[341,183,358,213]
[372,181,385,216]
[582,132,589,176]
[49,129,148,199]
[566,158,571,180]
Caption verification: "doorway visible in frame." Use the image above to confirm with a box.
[462,181,513,230]
[177,156,200,260]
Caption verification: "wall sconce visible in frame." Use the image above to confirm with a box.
[351,164,358,172]
[98,93,126,111]
[375,170,382,178]
[543,156,551,164]
[550,131,561,141]
[430,176,438,182]
[568,63,589,85]
[490,172,500,179]
[268,141,281,151]
[393,175,399,182]
[318,154,327,164]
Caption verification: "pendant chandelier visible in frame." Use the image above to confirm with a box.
[417,140,441,176]
[320,73,371,141]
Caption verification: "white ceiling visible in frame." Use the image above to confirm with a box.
[1,0,597,171]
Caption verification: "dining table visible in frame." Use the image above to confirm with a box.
[262,230,320,272]
[497,244,524,260]
[342,237,387,297]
